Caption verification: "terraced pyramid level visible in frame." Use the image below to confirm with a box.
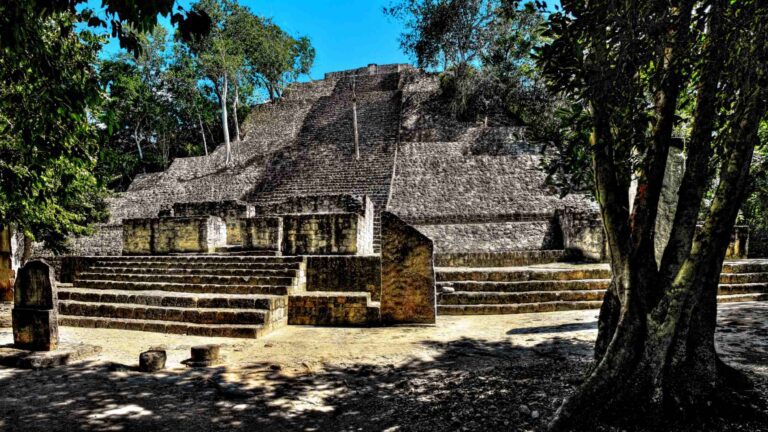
[436,260,768,315]
[57,255,306,338]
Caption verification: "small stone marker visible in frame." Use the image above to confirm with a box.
[12,260,58,351]
[139,349,167,372]
[183,344,222,367]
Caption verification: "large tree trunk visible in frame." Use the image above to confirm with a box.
[220,74,231,166]
[549,59,764,432]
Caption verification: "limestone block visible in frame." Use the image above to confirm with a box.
[14,260,56,309]
[139,350,167,372]
[380,211,436,324]
[282,213,363,255]
[183,344,222,367]
[306,256,382,301]
[154,217,227,254]
[558,211,607,262]
[122,218,156,255]
[13,309,58,351]
[287,293,372,326]
[242,217,283,251]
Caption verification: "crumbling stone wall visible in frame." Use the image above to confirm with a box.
[123,217,227,255]
[305,256,381,301]
[288,293,374,326]
[242,217,282,251]
[173,200,254,245]
[282,213,370,255]
[380,212,436,324]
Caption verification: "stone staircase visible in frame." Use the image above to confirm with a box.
[57,255,305,338]
[436,260,768,315]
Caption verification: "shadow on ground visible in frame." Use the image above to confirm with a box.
[0,303,765,432]
[0,336,591,431]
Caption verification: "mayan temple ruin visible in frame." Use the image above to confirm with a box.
[1,63,765,338]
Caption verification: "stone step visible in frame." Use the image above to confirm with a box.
[58,288,285,310]
[719,272,768,284]
[94,255,304,264]
[58,300,270,325]
[438,279,611,293]
[438,301,604,315]
[76,280,293,296]
[722,261,768,274]
[76,272,296,287]
[438,290,606,305]
[211,246,280,256]
[434,250,566,268]
[87,267,298,278]
[58,316,276,338]
[435,267,612,282]
[90,261,302,271]
[717,293,768,303]
[718,283,768,295]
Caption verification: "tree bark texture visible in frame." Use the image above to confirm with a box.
[548,2,767,430]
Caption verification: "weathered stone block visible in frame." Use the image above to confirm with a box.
[380,212,436,324]
[122,218,156,255]
[154,217,227,254]
[306,256,382,301]
[287,293,372,326]
[14,260,56,309]
[558,210,607,262]
[282,213,365,255]
[13,309,58,351]
[242,217,283,251]
[139,350,167,372]
[183,344,222,367]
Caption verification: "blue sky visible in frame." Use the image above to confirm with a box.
[96,0,412,80]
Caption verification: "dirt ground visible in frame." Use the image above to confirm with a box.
[0,302,766,432]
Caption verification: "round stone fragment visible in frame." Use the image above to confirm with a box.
[139,350,167,372]
[183,344,223,367]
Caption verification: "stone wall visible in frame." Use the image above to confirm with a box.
[288,293,374,326]
[155,217,227,254]
[558,210,607,262]
[414,221,560,253]
[173,200,254,246]
[122,219,156,255]
[123,217,227,255]
[242,217,283,251]
[380,212,436,324]
[389,141,596,253]
[281,213,369,255]
[749,227,768,258]
[305,256,381,301]
[252,194,368,217]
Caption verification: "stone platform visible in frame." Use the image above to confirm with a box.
[436,259,768,315]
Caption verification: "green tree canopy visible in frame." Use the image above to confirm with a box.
[0,0,209,252]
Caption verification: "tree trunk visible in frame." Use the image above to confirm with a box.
[220,74,231,166]
[232,83,241,142]
[549,80,763,432]
[134,124,143,161]
[21,233,32,264]
[198,113,208,156]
